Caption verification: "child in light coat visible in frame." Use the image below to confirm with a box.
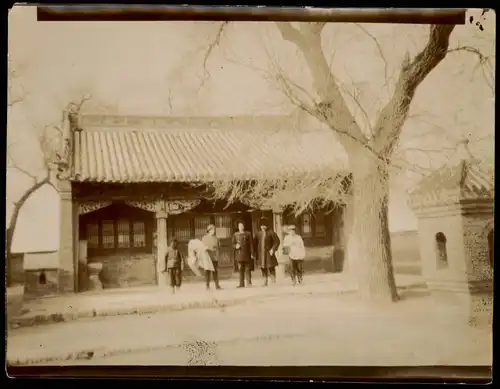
[282,225,306,285]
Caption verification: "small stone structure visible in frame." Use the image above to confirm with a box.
[87,262,104,291]
[408,141,494,326]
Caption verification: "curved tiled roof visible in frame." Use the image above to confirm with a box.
[408,160,494,208]
[70,127,348,183]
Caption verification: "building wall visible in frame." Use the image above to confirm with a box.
[89,253,156,289]
[22,252,61,298]
[8,254,25,286]
[390,230,422,275]
[416,212,467,281]
[25,269,60,298]
[297,231,423,276]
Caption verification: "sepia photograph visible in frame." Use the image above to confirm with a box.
[6,6,494,381]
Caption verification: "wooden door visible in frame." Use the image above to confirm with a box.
[213,214,234,269]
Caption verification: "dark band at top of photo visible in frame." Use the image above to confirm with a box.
[36,6,467,25]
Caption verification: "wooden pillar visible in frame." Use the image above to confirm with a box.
[58,180,76,293]
[156,210,169,287]
[272,206,286,280]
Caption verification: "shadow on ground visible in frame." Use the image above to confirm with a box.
[398,284,430,301]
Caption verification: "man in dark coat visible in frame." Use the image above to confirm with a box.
[253,217,280,286]
[232,220,254,288]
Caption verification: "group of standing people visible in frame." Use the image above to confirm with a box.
[158,216,306,293]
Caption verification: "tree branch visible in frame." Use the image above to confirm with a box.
[7,155,38,183]
[448,45,494,94]
[372,24,456,155]
[275,22,306,46]
[199,21,229,88]
[275,22,368,149]
[354,24,389,81]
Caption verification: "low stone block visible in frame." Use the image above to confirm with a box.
[24,269,59,298]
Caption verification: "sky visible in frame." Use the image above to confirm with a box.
[7,6,495,234]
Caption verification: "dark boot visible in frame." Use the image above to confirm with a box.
[238,266,245,288]
[213,268,222,290]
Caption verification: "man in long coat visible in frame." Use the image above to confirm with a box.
[253,217,280,286]
[232,220,254,288]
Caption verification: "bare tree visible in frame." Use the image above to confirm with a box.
[6,61,113,285]
[187,13,494,303]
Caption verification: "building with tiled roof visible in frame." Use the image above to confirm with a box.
[36,111,350,296]
[408,140,494,326]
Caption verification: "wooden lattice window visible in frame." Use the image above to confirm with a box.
[86,223,99,249]
[214,214,232,238]
[117,219,130,248]
[102,220,115,248]
[133,221,146,248]
[301,213,313,238]
[314,213,327,238]
[194,215,211,238]
[173,216,192,242]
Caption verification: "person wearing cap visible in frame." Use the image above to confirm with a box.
[232,219,254,288]
[253,217,280,286]
[282,224,306,285]
[163,238,185,294]
[202,224,222,290]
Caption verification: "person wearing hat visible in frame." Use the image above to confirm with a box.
[282,224,306,285]
[253,216,280,286]
[202,224,222,290]
[232,219,254,288]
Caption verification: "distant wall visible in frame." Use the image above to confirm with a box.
[390,230,422,275]
[296,230,422,275]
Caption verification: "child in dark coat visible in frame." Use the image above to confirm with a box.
[165,238,184,294]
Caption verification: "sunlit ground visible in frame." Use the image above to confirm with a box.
[16,288,491,367]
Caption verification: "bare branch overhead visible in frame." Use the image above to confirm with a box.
[371,24,456,155]
[354,24,389,81]
[200,21,229,87]
[275,22,367,148]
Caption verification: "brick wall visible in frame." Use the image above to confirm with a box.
[8,254,25,286]
[90,253,156,289]
[462,214,493,282]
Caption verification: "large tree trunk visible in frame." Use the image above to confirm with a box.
[346,153,399,303]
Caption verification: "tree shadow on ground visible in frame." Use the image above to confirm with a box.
[397,284,431,301]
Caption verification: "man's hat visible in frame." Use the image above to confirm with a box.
[206,224,216,232]
[259,217,269,227]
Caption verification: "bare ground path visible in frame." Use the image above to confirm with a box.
[7,287,492,367]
